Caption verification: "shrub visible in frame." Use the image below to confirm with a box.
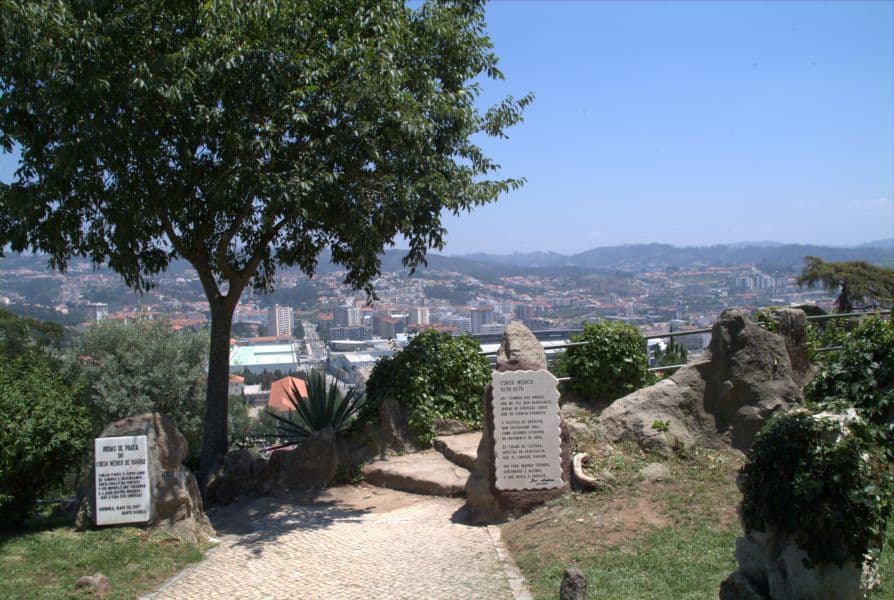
[555,320,653,402]
[739,409,892,567]
[266,370,366,449]
[71,319,207,452]
[0,353,92,527]
[806,315,894,457]
[365,330,491,445]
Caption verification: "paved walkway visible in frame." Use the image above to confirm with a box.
[145,486,529,600]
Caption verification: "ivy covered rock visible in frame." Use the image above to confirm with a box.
[721,408,892,600]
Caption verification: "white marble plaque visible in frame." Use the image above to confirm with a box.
[492,370,563,490]
[94,435,150,525]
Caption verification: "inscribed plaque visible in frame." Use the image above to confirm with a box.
[94,435,150,525]
[492,370,563,490]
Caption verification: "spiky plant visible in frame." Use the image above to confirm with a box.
[264,370,365,450]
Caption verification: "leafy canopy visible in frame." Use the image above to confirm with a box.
[70,318,208,450]
[554,320,654,402]
[0,0,530,295]
[739,409,892,567]
[797,256,893,313]
[0,0,529,470]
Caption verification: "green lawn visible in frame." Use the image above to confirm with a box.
[0,519,205,599]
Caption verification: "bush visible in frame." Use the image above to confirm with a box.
[739,409,892,567]
[365,330,491,445]
[71,319,207,452]
[554,320,653,402]
[0,353,92,527]
[806,315,894,457]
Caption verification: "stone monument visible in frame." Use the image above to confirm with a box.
[466,321,570,523]
[77,413,214,545]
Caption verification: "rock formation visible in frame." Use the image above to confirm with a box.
[598,308,812,454]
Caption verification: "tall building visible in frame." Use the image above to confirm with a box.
[334,303,362,327]
[408,307,429,326]
[470,306,494,335]
[87,302,109,322]
[267,304,293,337]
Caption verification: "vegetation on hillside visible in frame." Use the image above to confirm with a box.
[0,310,92,527]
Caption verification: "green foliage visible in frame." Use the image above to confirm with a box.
[228,395,252,447]
[797,256,894,313]
[555,320,654,402]
[365,330,491,445]
[651,419,671,433]
[751,307,780,333]
[0,353,92,527]
[0,307,66,359]
[652,338,688,368]
[739,409,892,567]
[806,316,894,457]
[71,319,208,452]
[266,370,366,449]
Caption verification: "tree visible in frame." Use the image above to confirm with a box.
[653,337,688,368]
[0,1,530,475]
[71,318,208,453]
[797,256,894,313]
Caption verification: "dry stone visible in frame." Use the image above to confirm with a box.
[76,413,214,545]
[599,308,809,454]
[560,567,587,600]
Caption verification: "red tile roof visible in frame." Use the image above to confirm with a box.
[267,376,308,413]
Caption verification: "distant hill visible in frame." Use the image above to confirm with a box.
[3,240,890,284]
[455,242,893,273]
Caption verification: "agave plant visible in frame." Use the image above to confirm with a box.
[263,370,366,450]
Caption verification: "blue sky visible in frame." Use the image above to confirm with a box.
[2,1,891,255]
[441,0,894,254]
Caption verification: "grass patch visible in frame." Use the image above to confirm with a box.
[0,519,206,599]
[504,438,894,599]
[513,520,736,599]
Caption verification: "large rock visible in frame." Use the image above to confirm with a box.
[466,322,571,523]
[599,309,809,454]
[268,427,338,490]
[76,413,214,545]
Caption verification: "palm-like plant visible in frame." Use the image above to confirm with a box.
[264,370,366,450]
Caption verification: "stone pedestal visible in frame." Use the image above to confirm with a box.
[466,322,571,524]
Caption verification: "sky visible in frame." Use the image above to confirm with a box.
[1,1,892,256]
[440,0,894,254]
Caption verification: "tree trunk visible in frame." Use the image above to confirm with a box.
[200,299,237,478]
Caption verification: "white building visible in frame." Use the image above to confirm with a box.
[267,304,293,337]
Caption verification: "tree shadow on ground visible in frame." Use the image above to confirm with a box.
[207,489,369,557]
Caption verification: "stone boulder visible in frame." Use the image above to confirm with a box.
[598,308,810,454]
[466,322,571,523]
[205,428,339,505]
[269,427,338,490]
[76,413,214,545]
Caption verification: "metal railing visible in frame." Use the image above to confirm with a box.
[479,309,891,374]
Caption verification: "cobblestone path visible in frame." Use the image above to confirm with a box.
[145,486,528,600]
